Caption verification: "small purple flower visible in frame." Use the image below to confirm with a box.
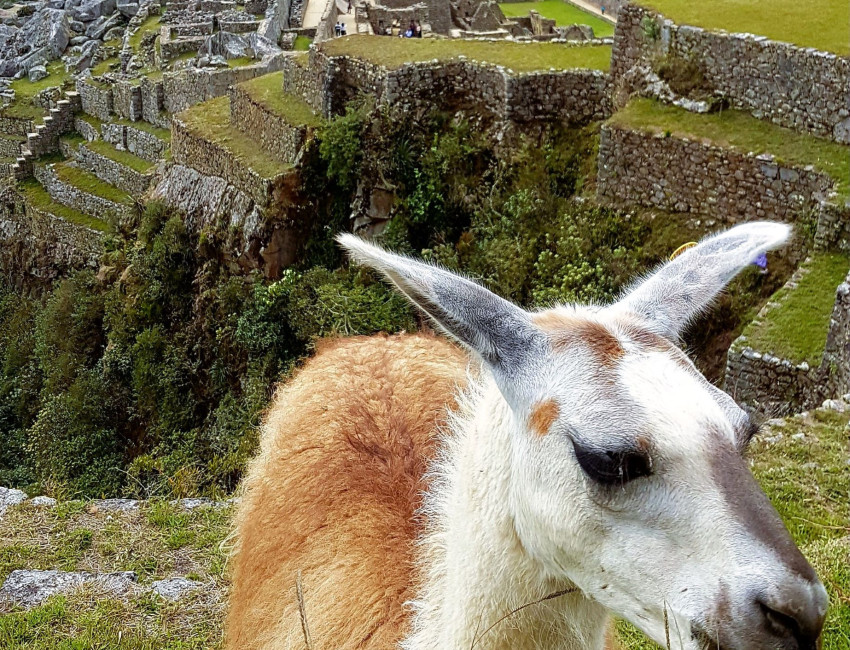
[753,252,768,273]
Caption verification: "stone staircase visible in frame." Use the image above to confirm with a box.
[11,90,83,181]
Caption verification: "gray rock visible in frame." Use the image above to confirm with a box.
[559,23,594,41]
[70,19,85,31]
[90,498,139,512]
[244,31,279,57]
[70,34,88,44]
[0,487,27,516]
[151,577,200,601]
[65,0,83,9]
[821,398,846,412]
[199,30,247,59]
[30,495,57,506]
[72,0,116,22]
[0,570,137,609]
[116,1,138,16]
[208,54,227,67]
[86,11,120,38]
[103,25,123,40]
[67,37,99,70]
[28,63,48,81]
[16,8,70,59]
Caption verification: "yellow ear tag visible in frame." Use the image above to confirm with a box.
[669,242,697,261]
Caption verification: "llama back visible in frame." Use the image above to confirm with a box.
[226,332,469,649]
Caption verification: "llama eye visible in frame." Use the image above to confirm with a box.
[571,439,653,486]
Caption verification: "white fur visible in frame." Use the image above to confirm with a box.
[338,223,828,650]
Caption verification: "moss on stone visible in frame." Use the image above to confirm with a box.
[85,140,156,173]
[19,178,111,232]
[52,162,135,206]
[237,72,322,127]
[609,98,850,199]
[177,95,291,179]
[740,253,850,366]
[293,35,312,51]
[321,35,612,72]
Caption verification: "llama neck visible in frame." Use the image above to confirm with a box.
[402,376,610,650]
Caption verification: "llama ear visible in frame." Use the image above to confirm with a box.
[338,234,543,376]
[609,222,792,341]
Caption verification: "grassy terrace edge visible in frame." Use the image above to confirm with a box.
[639,0,849,56]
[176,95,292,179]
[498,1,614,37]
[320,35,612,72]
[738,253,850,366]
[608,99,850,200]
[19,179,111,232]
[237,72,322,127]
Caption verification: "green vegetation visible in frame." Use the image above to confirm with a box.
[3,62,70,120]
[51,162,134,205]
[238,72,322,127]
[226,57,256,68]
[77,114,103,134]
[90,57,119,77]
[321,35,612,72]
[177,96,291,178]
[293,35,313,51]
[609,98,850,199]
[85,140,155,174]
[498,0,614,36]
[128,15,161,52]
[113,118,172,143]
[18,179,111,233]
[641,0,849,55]
[0,500,231,648]
[739,253,849,365]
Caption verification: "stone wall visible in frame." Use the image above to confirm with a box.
[228,84,309,164]
[34,164,131,223]
[285,47,612,124]
[77,79,114,121]
[257,0,293,43]
[74,116,100,141]
[597,124,835,226]
[0,136,23,158]
[162,55,286,114]
[171,114,283,206]
[140,77,168,128]
[611,4,850,144]
[725,265,850,414]
[0,186,104,289]
[69,143,154,197]
[112,80,143,122]
[0,116,34,138]
[101,122,169,162]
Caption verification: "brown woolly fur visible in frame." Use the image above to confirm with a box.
[226,332,469,650]
[533,311,624,363]
[529,399,560,437]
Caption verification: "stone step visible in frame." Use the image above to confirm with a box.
[64,137,157,198]
[34,161,135,223]
[229,71,321,165]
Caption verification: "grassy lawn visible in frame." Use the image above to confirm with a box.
[619,409,850,649]
[293,35,313,51]
[19,179,110,233]
[737,252,849,366]
[113,118,172,143]
[609,98,850,199]
[177,96,291,179]
[90,57,119,77]
[3,61,70,121]
[0,500,231,649]
[52,162,134,206]
[499,0,614,36]
[640,0,849,56]
[128,15,161,52]
[238,72,322,127]
[84,140,155,173]
[226,57,256,68]
[321,35,612,72]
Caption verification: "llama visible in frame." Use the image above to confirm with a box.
[227,221,828,650]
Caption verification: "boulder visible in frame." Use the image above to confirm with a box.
[16,8,71,59]
[67,37,99,70]
[28,63,48,80]
[244,31,279,57]
[0,487,27,516]
[70,34,88,44]
[72,0,116,22]
[198,31,247,59]
[0,570,138,609]
[85,11,121,39]
[29,496,57,506]
[103,25,123,40]
[116,1,138,16]
[70,19,85,31]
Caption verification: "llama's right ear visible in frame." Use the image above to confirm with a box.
[338,234,543,377]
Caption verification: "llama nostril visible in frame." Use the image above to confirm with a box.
[757,593,826,649]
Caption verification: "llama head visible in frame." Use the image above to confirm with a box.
[338,222,828,650]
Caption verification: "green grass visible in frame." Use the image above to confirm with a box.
[113,118,172,143]
[77,113,104,134]
[641,0,849,56]
[226,57,256,68]
[2,61,69,121]
[293,35,312,51]
[51,162,134,206]
[85,140,155,173]
[90,57,119,77]
[738,253,849,365]
[498,1,614,36]
[321,35,612,72]
[128,15,161,52]
[238,72,322,127]
[619,409,850,649]
[19,179,110,233]
[609,98,850,199]
[177,96,291,179]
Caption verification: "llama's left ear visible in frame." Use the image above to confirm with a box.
[338,234,543,378]
[609,221,791,341]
